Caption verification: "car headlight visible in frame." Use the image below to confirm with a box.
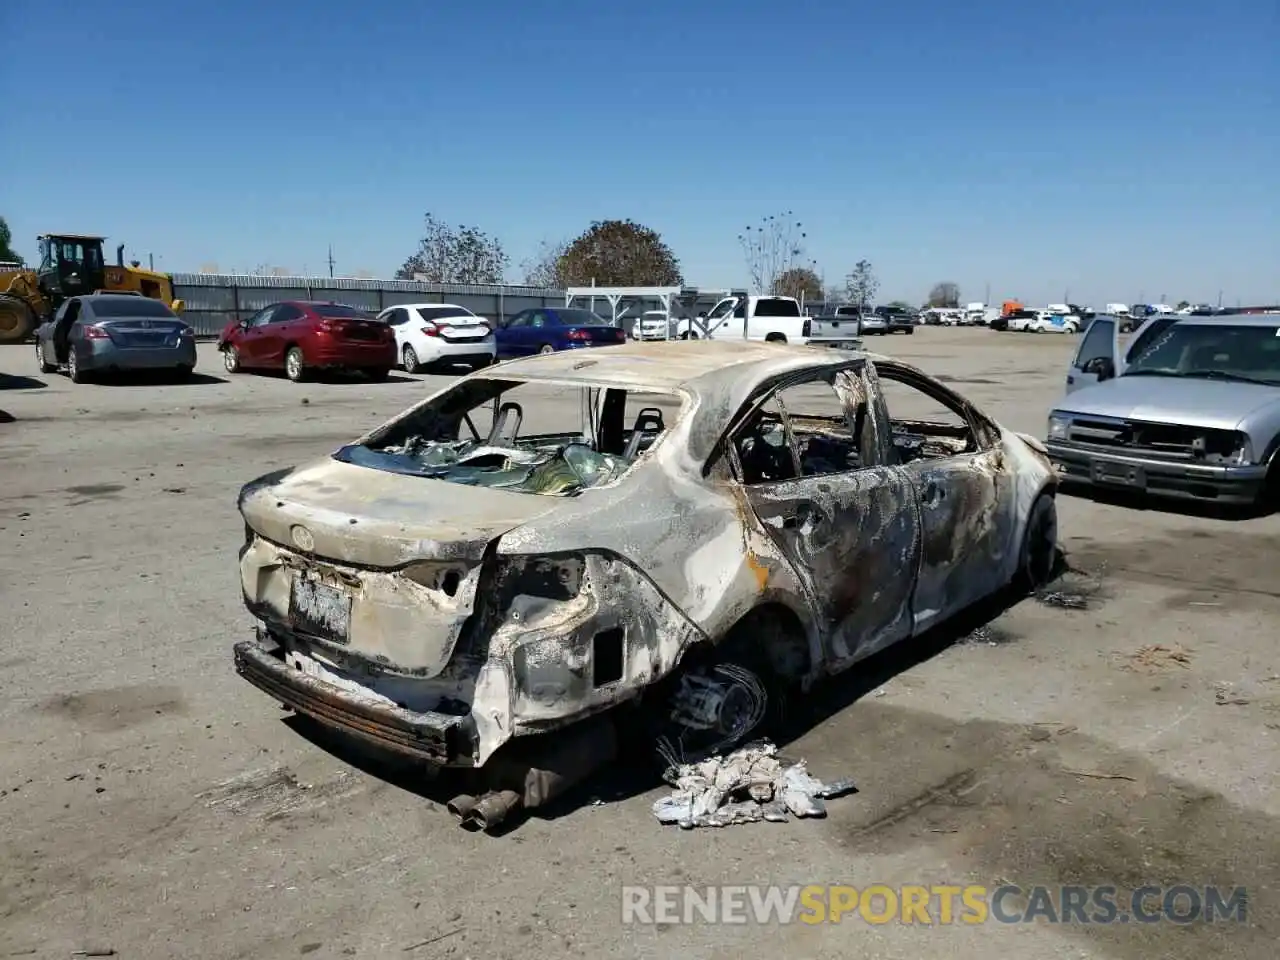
[1047,415,1070,441]
[1230,434,1255,465]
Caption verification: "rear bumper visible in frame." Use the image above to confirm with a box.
[420,337,496,361]
[233,632,475,765]
[1045,441,1268,504]
[82,340,197,370]
[308,345,398,367]
[804,336,863,349]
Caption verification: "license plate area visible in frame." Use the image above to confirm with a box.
[289,576,353,644]
[1092,460,1145,488]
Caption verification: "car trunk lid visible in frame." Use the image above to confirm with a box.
[99,318,187,348]
[239,458,567,675]
[571,325,627,343]
[240,457,563,567]
[325,317,385,342]
[438,317,489,342]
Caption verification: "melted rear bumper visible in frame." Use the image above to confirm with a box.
[233,631,475,765]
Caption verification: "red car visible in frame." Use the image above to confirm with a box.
[218,301,398,382]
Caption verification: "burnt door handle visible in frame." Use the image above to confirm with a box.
[922,479,944,504]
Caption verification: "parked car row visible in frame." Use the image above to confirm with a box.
[215,301,632,382]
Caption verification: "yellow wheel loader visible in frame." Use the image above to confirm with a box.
[0,234,185,343]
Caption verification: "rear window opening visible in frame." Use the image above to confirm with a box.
[314,304,377,320]
[90,298,178,319]
[752,298,802,318]
[417,306,479,322]
[336,378,685,495]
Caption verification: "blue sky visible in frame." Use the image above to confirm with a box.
[2,0,1276,306]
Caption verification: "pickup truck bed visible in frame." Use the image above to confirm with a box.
[805,314,863,348]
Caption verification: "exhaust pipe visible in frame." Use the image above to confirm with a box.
[468,790,522,832]
[446,793,478,821]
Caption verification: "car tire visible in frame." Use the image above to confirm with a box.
[402,345,419,373]
[67,349,88,383]
[284,346,307,382]
[905,326,914,334]
[174,366,193,381]
[538,344,555,355]
[367,367,390,382]
[222,346,241,374]
[1017,493,1058,591]
[35,340,54,373]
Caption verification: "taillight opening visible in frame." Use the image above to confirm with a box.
[566,328,590,341]
[420,323,440,337]
[83,326,110,340]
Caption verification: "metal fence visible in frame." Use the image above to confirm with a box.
[172,274,569,337]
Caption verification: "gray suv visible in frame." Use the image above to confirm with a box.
[1045,313,1280,506]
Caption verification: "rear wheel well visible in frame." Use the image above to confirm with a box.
[764,332,787,343]
[702,603,811,681]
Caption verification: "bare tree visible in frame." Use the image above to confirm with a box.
[396,213,507,283]
[926,282,961,308]
[844,259,879,312]
[521,239,569,288]
[739,212,807,294]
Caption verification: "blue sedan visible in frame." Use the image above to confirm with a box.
[494,307,626,358]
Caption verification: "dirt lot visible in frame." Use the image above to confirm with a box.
[1,329,1276,959]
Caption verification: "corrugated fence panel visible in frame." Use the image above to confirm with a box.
[171,274,571,337]
[307,286,381,310]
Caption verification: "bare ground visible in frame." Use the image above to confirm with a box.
[1,330,1276,959]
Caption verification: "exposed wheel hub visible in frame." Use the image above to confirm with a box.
[658,663,768,765]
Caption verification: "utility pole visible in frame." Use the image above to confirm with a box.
[984,282,990,306]
[327,245,335,279]
[1217,289,1223,308]
[148,253,154,270]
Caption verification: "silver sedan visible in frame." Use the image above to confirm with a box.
[35,293,197,382]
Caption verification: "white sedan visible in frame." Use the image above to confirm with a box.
[375,303,496,373]
[1026,312,1081,334]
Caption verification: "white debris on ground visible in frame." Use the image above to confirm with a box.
[652,741,857,828]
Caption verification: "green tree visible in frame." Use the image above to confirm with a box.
[556,220,682,287]
[0,216,22,265]
[773,266,823,301]
[887,299,915,312]
[396,213,507,283]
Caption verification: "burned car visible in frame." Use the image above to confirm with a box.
[234,341,1058,829]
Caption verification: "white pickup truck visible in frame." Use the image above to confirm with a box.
[679,294,860,349]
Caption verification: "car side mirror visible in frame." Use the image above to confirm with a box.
[1081,356,1115,380]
